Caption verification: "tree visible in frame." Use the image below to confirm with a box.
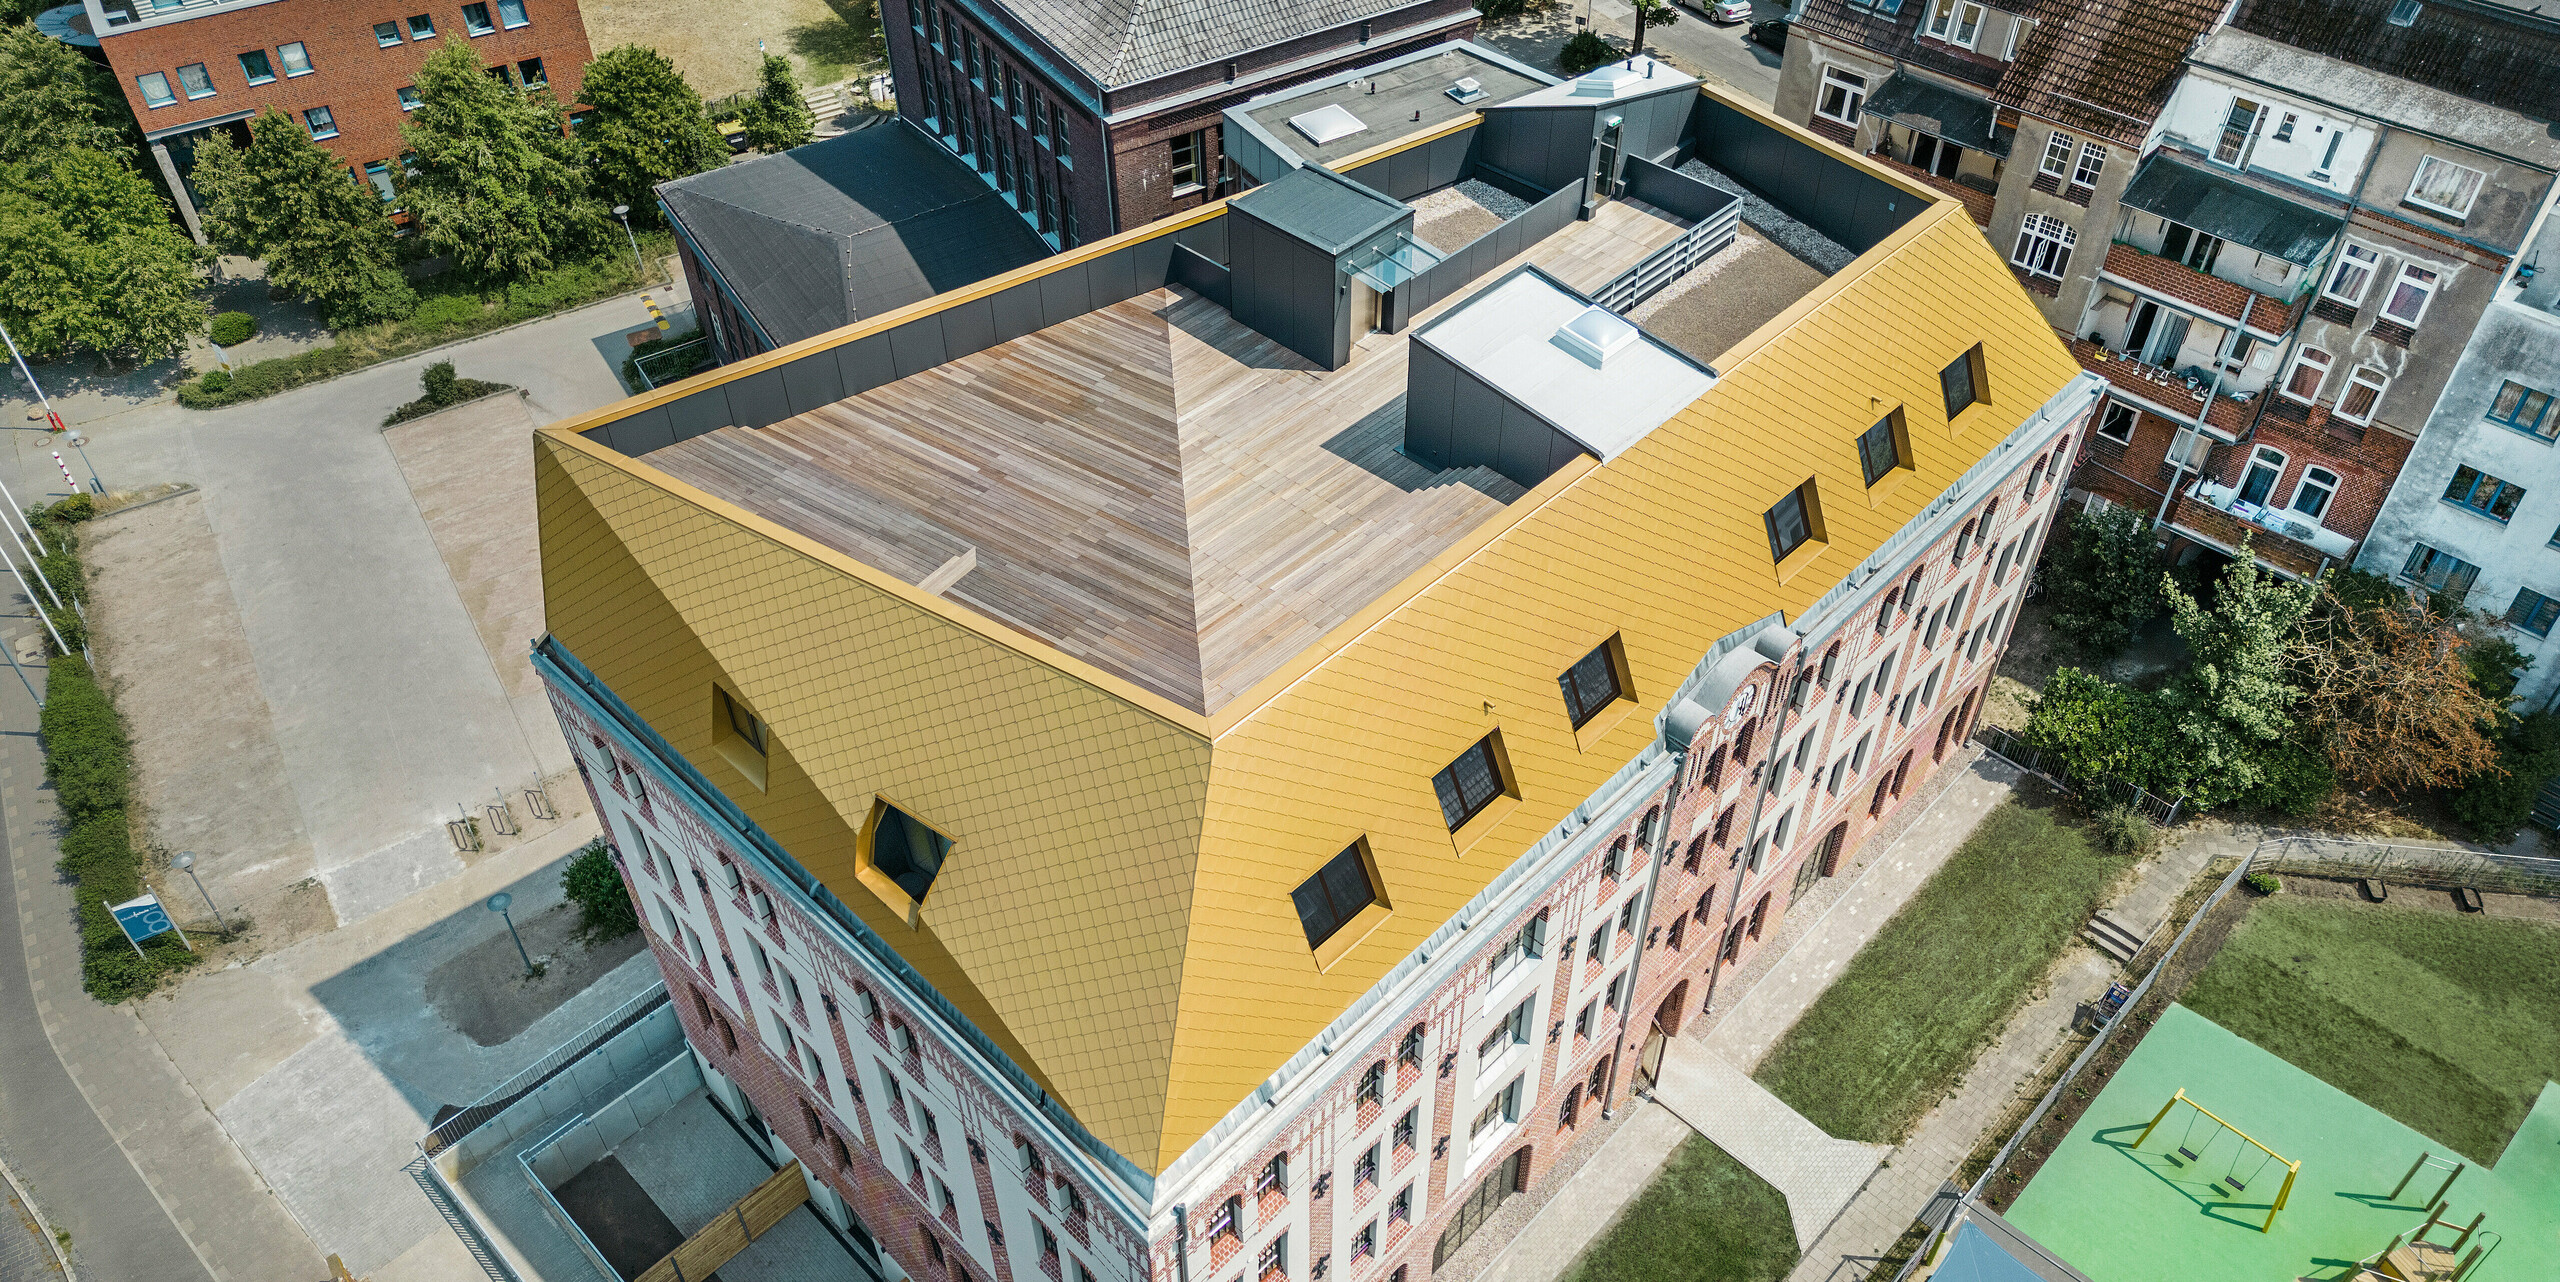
[1630,0,1680,57]
[400,39,601,284]
[580,45,729,220]
[0,148,207,362]
[2042,503,2166,660]
[737,54,815,154]
[2154,540,2318,807]
[190,111,415,326]
[2288,583,2500,794]
[2451,712,2560,839]
[2024,667,2183,791]
[0,25,133,166]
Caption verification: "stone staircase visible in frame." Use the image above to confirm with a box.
[2082,909,2149,965]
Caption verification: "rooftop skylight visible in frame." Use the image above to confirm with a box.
[1289,104,1368,145]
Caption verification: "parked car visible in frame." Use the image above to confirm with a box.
[1708,0,1753,22]
[1749,17,1788,50]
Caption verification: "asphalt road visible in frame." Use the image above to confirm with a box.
[0,685,214,1282]
[1604,0,1789,102]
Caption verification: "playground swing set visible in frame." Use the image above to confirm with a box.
[2132,1088,2300,1233]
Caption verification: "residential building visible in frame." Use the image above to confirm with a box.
[2358,211,2560,705]
[877,0,1487,248]
[535,71,2094,1282]
[84,0,592,242]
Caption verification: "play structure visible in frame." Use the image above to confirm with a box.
[2350,1154,2500,1282]
[2131,1089,2300,1232]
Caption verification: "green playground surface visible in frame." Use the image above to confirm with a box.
[2005,1003,2560,1282]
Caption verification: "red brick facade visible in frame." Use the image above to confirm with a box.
[100,0,591,178]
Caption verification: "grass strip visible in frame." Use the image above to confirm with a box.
[1755,796,2123,1143]
[1559,1135,1798,1282]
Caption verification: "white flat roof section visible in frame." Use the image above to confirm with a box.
[1418,270,1715,460]
[1505,56,1697,108]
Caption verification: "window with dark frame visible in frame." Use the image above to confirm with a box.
[2508,589,2560,637]
[868,803,951,901]
[1432,736,1506,830]
[1557,639,1624,728]
[1170,130,1204,190]
[2444,466,2526,522]
[2098,401,2136,444]
[1290,843,1378,949]
[1858,412,1903,486]
[1765,481,1817,562]
[1940,346,1984,420]
[2488,380,2557,438]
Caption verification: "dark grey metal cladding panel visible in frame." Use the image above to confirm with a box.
[1443,367,1507,471]
[665,386,734,443]
[1623,157,1737,223]
[596,404,676,455]
[889,315,950,376]
[723,368,793,431]
[1621,88,1692,165]
[1493,399,1570,488]
[1484,106,1598,194]
[1404,341,1460,465]
[1170,244,1232,308]
[937,296,999,362]
[835,332,897,396]
[1430,129,1473,190]
[1039,266,1096,326]
[780,348,847,415]
[1089,245,1140,306]
[1131,233,1180,293]
[988,279,1047,344]
[1173,215,1229,266]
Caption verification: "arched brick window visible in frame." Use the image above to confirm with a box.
[1683,835,1706,874]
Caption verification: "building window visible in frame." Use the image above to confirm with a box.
[398,85,420,110]
[2272,112,2296,142]
[2289,466,2338,519]
[176,62,215,99]
[2214,97,2261,166]
[2038,130,2073,178]
[1858,410,1905,485]
[2405,155,2485,218]
[1765,481,1818,562]
[1478,996,1531,1064]
[1052,102,1073,167]
[2487,380,2558,439]
[1815,68,1866,125]
[1470,1075,1523,1139]
[303,106,338,139]
[1169,130,1205,192]
[1558,638,1626,728]
[364,160,394,201]
[1291,842,1379,949]
[2073,141,2107,187]
[137,71,175,107]
[2335,366,2388,424]
[497,0,529,24]
[2403,543,2480,596]
[407,12,436,36]
[1925,0,1985,46]
[2444,466,2525,522]
[1433,736,1508,831]
[462,1,495,33]
[239,49,276,84]
[2280,346,2331,403]
[278,41,312,75]
[2010,212,2076,280]
[374,19,404,44]
[2382,264,2439,326]
[1488,914,1545,976]
[1257,1232,1287,1280]
[2097,401,2136,444]
[864,802,952,901]
[2507,589,2560,637]
[2162,222,2222,272]
[1941,345,1985,420]
[518,57,546,86]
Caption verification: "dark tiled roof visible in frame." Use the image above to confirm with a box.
[1797,0,2228,145]
[1229,164,1406,254]
[2231,0,2560,122]
[2117,152,2342,265]
[659,123,1051,351]
[999,0,1413,88]
[1863,73,2014,156]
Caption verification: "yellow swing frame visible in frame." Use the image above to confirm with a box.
[2133,1089,2300,1233]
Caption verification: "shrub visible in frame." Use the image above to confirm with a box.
[2244,871,2281,895]
[562,839,639,943]
[2024,668,2184,795]
[208,311,257,346]
[2090,804,2156,857]
[41,654,127,816]
[620,327,711,391]
[37,494,93,523]
[195,368,232,396]
[2043,503,2169,661]
[383,360,511,425]
[420,360,459,404]
[2451,711,2560,840]
[2241,738,2335,817]
[1561,30,1615,74]
[39,654,192,999]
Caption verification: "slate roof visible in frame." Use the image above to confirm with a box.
[2231,0,2560,123]
[1796,0,2229,145]
[999,0,1413,88]
[659,123,1051,351]
[1229,165,1407,255]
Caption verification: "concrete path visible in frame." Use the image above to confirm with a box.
[1648,1046,1886,1250]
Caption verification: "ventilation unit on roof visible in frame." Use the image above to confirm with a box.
[1552,305,1640,367]
[1447,76,1486,103]
[1289,103,1368,145]
[2387,0,2421,23]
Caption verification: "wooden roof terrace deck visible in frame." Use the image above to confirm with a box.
[646,201,1694,717]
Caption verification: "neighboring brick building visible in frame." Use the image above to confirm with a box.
[534,77,2096,1282]
[85,0,592,241]
[878,0,1481,247]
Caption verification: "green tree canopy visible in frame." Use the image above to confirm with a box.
[2042,502,2167,660]
[2155,540,2318,806]
[0,148,206,362]
[579,45,728,220]
[0,25,133,166]
[190,111,415,326]
[738,54,815,153]
[400,39,601,284]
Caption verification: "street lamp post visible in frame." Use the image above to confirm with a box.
[66,433,101,495]
[172,851,230,935]
[488,892,535,977]
[613,205,645,277]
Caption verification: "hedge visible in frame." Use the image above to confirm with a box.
[43,654,194,999]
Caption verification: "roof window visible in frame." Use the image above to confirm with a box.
[1288,103,1366,145]
[1554,305,1640,367]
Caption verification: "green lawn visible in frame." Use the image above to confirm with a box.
[2181,894,2560,1164]
[1755,798,2123,1142]
[1560,1136,1798,1282]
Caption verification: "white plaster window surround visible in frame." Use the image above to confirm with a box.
[1475,944,1545,1019]
[2382,263,2439,327]
[2324,242,2380,305]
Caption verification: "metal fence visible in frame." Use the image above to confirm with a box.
[2249,835,2560,898]
[1974,725,2185,827]
[423,983,670,1155]
[1589,196,1741,313]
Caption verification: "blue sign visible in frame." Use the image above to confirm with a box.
[109,893,178,947]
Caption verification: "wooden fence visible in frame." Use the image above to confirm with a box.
[637,1160,812,1282]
